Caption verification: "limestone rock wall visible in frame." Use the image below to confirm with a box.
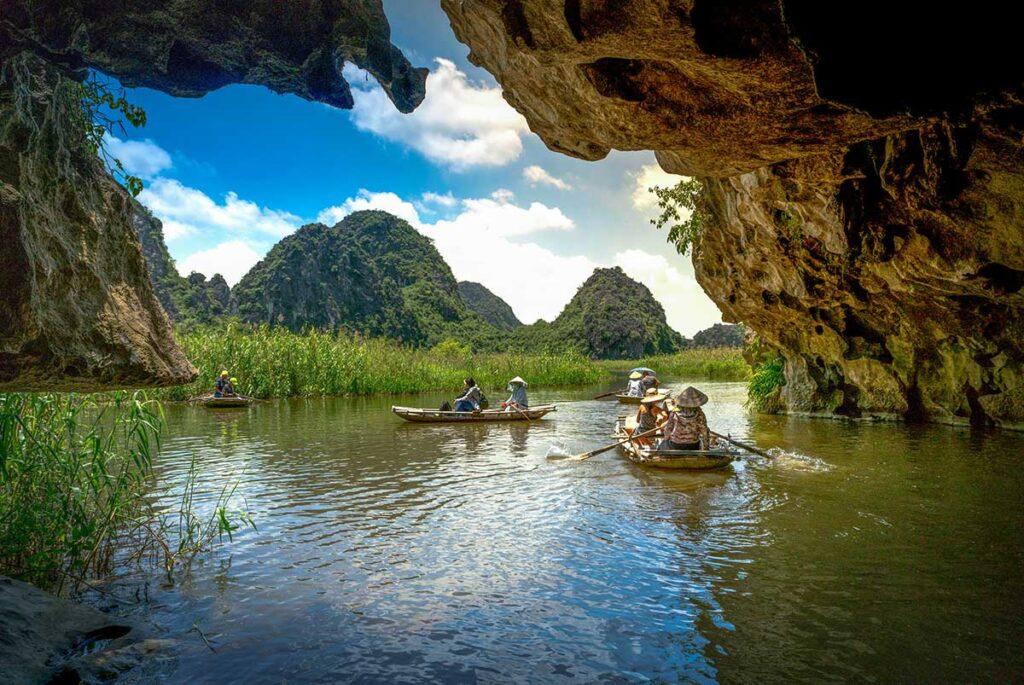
[442,0,1024,427]
[0,53,195,390]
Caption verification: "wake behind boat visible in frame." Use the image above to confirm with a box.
[392,404,556,423]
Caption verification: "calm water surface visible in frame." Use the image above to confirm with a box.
[114,380,1023,683]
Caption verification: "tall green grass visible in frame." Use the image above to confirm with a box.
[596,348,751,382]
[0,392,253,593]
[0,392,161,591]
[747,357,786,413]
[159,324,605,400]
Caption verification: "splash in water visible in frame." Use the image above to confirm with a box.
[766,448,835,472]
[545,443,572,459]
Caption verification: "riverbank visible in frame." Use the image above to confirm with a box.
[596,348,749,382]
[158,326,750,400]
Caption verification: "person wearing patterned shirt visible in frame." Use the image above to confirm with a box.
[659,386,711,450]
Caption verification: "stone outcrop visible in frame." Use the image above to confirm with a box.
[0,53,195,390]
[442,0,1024,427]
[1,1,425,390]
[0,575,170,683]
[2,0,426,113]
[132,202,230,326]
[458,281,523,330]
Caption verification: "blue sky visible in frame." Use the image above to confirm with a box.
[111,1,723,335]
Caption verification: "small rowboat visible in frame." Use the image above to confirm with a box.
[392,404,556,423]
[201,395,252,409]
[616,387,671,404]
[614,419,735,470]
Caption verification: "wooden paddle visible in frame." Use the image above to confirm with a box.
[593,389,625,400]
[572,424,663,461]
[711,431,773,458]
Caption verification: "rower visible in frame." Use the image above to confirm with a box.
[634,388,668,447]
[626,371,645,397]
[502,376,529,411]
[659,386,711,451]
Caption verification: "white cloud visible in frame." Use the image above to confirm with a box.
[177,239,266,287]
[631,163,686,212]
[523,165,571,190]
[345,58,530,171]
[139,178,301,239]
[421,191,457,207]
[317,190,421,227]
[105,135,172,179]
[490,188,514,204]
[161,219,199,242]
[613,249,721,337]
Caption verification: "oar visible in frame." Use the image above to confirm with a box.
[509,404,531,421]
[572,425,662,461]
[593,389,625,400]
[711,431,773,458]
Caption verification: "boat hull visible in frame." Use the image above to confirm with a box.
[616,394,643,404]
[392,404,556,423]
[614,421,735,469]
[202,396,251,408]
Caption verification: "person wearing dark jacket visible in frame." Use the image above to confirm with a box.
[454,377,483,412]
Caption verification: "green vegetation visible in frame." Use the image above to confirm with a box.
[513,267,685,359]
[691,323,746,349]
[75,72,147,196]
[156,324,604,400]
[747,356,786,413]
[649,178,709,256]
[599,348,751,381]
[0,392,252,593]
[458,281,523,330]
[132,201,230,327]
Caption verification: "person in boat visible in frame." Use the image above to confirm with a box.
[640,370,660,393]
[454,377,483,412]
[502,376,529,411]
[632,388,668,446]
[626,371,645,397]
[226,377,239,397]
[214,370,231,398]
[658,386,711,451]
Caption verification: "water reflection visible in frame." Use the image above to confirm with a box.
[103,381,1024,683]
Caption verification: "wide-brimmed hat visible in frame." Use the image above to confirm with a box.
[508,376,527,386]
[629,371,643,380]
[674,386,708,407]
[641,391,667,404]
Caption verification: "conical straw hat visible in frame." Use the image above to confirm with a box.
[674,386,708,407]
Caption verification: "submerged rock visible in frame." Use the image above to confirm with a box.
[0,576,171,684]
[442,0,1024,427]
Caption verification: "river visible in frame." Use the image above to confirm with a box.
[107,379,1023,683]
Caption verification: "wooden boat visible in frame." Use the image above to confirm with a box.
[613,419,735,470]
[616,387,671,404]
[392,404,556,423]
[201,395,252,409]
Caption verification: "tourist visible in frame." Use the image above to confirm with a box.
[214,370,231,398]
[626,371,645,397]
[640,370,660,393]
[226,377,239,396]
[633,388,667,446]
[502,376,529,411]
[659,386,711,450]
[454,377,483,412]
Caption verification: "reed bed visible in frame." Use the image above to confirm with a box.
[597,348,751,382]
[0,391,253,593]
[159,324,606,400]
[0,392,161,591]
